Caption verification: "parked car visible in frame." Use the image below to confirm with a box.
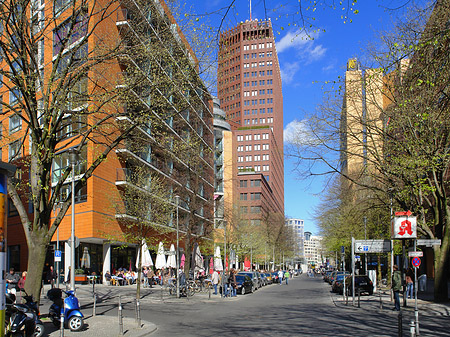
[332,273,350,294]
[235,275,253,295]
[271,272,279,284]
[259,273,268,286]
[345,275,374,296]
[237,272,259,291]
[323,270,334,283]
[329,271,347,285]
[264,273,273,284]
[255,271,264,287]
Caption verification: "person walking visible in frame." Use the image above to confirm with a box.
[278,269,283,285]
[229,269,237,297]
[6,268,20,295]
[46,266,57,288]
[406,268,414,299]
[212,270,220,295]
[284,270,290,285]
[392,265,402,311]
[222,271,229,297]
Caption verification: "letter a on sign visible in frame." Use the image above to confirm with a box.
[392,216,417,239]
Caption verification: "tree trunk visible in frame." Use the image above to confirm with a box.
[183,236,192,278]
[434,240,449,302]
[25,233,49,304]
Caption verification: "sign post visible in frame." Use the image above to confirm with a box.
[351,237,355,306]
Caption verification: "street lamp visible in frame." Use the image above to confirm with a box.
[69,148,79,292]
[175,195,180,298]
[222,220,227,297]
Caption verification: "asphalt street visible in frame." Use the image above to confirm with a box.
[38,274,450,337]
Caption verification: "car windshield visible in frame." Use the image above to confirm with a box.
[235,275,246,282]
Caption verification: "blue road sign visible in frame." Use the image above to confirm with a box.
[341,246,345,254]
[55,250,62,258]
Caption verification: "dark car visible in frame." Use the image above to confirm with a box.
[235,275,253,295]
[332,273,349,294]
[237,272,259,291]
[271,272,280,284]
[345,275,374,296]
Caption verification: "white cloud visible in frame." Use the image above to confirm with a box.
[276,30,313,53]
[284,119,313,145]
[276,30,327,83]
[280,62,300,85]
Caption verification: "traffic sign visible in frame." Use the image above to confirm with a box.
[55,250,62,262]
[354,239,391,253]
[67,236,80,248]
[341,246,345,254]
[411,257,421,268]
[408,251,423,258]
[417,239,441,247]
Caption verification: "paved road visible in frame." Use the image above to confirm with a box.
[39,275,450,336]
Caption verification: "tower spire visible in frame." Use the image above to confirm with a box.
[249,0,252,20]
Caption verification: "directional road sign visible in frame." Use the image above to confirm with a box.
[411,257,421,268]
[416,239,441,247]
[354,239,391,253]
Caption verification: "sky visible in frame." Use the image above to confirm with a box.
[186,0,424,234]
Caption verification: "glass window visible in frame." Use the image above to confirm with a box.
[9,114,22,133]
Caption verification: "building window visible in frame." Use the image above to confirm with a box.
[9,140,21,161]
[9,88,21,106]
[240,193,247,200]
[251,192,261,200]
[240,206,248,213]
[251,206,261,213]
[240,180,247,187]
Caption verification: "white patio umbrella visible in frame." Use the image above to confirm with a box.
[214,246,223,271]
[136,240,154,269]
[194,245,203,272]
[155,242,167,269]
[167,244,177,268]
[80,247,91,269]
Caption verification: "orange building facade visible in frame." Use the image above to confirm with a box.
[1,0,214,282]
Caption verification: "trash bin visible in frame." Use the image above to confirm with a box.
[418,274,427,292]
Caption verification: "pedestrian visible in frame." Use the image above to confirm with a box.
[406,268,414,299]
[212,269,220,295]
[6,268,20,295]
[284,270,290,285]
[278,269,283,285]
[46,266,57,288]
[392,265,402,311]
[18,271,27,293]
[222,271,229,297]
[229,269,237,297]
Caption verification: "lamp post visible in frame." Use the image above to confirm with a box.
[175,195,180,298]
[222,220,227,297]
[363,216,367,275]
[69,149,79,292]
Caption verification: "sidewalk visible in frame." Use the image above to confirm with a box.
[38,282,228,337]
[329,278,450,316]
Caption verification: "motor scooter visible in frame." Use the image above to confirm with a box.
[5,292,44,337]
[47,288,84,331]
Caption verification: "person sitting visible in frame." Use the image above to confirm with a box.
[105,271,112,285]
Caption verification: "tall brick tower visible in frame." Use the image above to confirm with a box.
[218,19,284,227]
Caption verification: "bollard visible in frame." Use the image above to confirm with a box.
[209,285,211,300]
[60,307,64,337]
[118,295,123,336]
[379,289,383,310]
[357,288,361,308]
[398,311,403,337]
[415,310,420,336]
[93,292,96,317]
[410,320,415,337]
[136,299,141,328]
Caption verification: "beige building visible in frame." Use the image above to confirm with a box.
[304,232,323,268]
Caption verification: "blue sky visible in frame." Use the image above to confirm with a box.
[187,0,420,234]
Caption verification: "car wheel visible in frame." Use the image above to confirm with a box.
[68,316,84,332]
[34,323,45,337]
[241,287,245,295]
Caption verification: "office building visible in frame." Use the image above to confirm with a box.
[218,18,284,229]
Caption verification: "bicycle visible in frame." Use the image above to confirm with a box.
[168,282,194,297]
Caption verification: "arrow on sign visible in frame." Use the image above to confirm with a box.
[395,210,412,217]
